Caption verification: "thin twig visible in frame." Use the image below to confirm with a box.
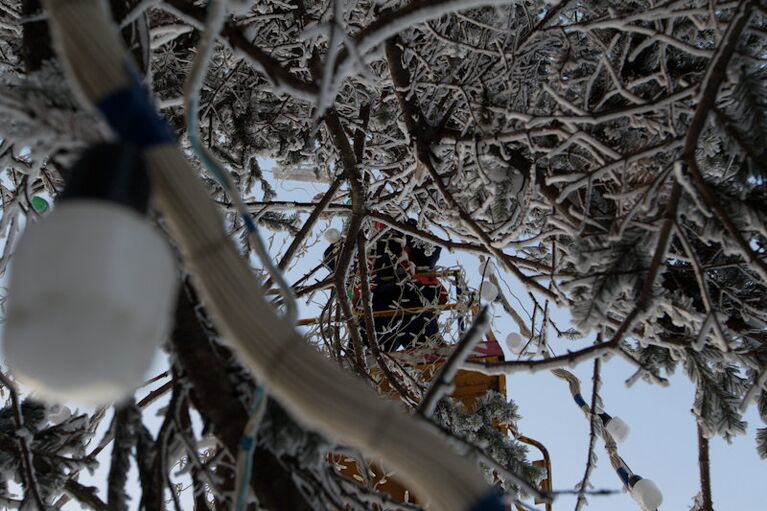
[277,177,342,271]
[674,222,728,351]
[0,372,47,509]
[321,105,369,375]
[575,359,601,511]
[107,402,134,511]
[418,307,490,417]
[64,480,108,511]
[465,339,616,375]
[356,230,418,404]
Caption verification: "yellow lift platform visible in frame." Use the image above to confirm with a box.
[299,301,552,510]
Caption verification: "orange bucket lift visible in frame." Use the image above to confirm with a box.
[298,275,553,510]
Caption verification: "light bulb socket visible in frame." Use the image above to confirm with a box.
[60,143,150,214]
[616,467,631,486]
[628,474,642,488]
[599,412,612,424]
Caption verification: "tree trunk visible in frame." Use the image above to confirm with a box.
[698,423,714,511]
[171,287,314,511]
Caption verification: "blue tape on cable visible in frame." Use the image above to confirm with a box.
[468,490,505,511]
[242,213,256,232]
[96,67,175,149]
[573,393,587,407]
[616,467,631,486]
[239,436,255,451]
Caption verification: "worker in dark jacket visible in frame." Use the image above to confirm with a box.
[324,220,446,351]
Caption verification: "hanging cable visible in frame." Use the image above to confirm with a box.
[183,0,298,326]
[183,5,282,508]
[233,386,267,511]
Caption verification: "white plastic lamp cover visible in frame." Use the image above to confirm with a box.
[631,478,663,510]
[505,333,525,355]
[3,201,177,403]
[605,416,631,443]
[479,282,499,302]
[324,227,342,243]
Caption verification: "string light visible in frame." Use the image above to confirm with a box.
[505,333,525,355]
[630,476,663,510]
[324,228,342,243]
[480,282,499,302]
[3,144,177,403]
[553,369,660,509]
[601,413,631,443]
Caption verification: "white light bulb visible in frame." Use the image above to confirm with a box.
[324,228,342,243]
[631,478,663,510]
[605,416,630,443]
[3,201,177,404]
[505,333,525,354]
[479,282,498,302]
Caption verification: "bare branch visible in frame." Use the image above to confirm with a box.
[418,306,490,417]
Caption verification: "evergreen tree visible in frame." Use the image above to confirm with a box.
[0,0,764,508]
